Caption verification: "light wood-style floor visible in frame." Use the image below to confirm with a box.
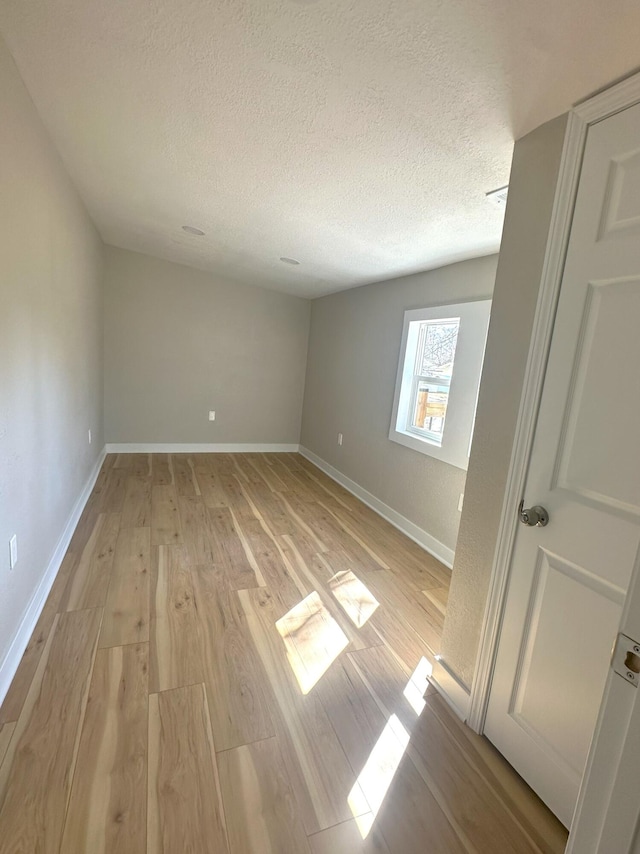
[0,453,568,853]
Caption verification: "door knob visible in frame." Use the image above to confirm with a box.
[518,500,549,527]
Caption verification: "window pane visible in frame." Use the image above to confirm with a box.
[411,380,449,442]
[417,319,460,379]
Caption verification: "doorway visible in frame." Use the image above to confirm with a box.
[469,75,640,852]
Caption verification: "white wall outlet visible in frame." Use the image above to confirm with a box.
[337,432,343,446]
[9,535,17,570]
[458,493,465,512]
[209,410,216,421]
[88,428,92,444]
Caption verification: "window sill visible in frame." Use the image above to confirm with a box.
[401,427,443,448]
[389,427,468,471]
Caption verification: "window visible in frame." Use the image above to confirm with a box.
[406,317,460,445]
[389,300,491,470]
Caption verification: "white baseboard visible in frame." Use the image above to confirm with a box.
[298,446,455,569]
[430,657,471,721]
[105,443,301,453]
[0,446,107,709]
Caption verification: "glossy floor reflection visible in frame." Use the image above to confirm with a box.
[0,452,568,853]
[349,714,411,838]
[276,591,349,694]
[403,656,433,716]
[329,570,380,628]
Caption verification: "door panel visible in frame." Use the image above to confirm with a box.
[555,276,640,514]
[485,101,640,828]
[511,549,622,779]
[599,147,640,238]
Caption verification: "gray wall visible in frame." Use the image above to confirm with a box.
[0,37,104,668]
[440,114,569,688]
[300,256,498,554]
[104,247,311,445]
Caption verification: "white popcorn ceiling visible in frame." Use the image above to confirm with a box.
[1,0,639,297]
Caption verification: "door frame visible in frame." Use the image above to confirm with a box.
[466,70,640,840]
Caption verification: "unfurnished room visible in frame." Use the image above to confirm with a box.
[1,1,640,851]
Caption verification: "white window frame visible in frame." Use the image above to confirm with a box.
[405,318,459,445]
[389,299,491,470]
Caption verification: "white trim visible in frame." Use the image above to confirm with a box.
[574,73,640,125]
[430,657,471,721]
[298,445,455,568]
[0,446,107,708]
[105,443,300,453]
[466,110,588,734]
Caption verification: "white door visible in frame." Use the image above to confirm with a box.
[485,100,640,829]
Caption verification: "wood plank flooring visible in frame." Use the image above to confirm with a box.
[0,453,568,853]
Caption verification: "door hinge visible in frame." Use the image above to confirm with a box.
[611,633,640,687]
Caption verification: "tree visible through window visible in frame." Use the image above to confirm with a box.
[409,319,460,442]
[389,300,491,470]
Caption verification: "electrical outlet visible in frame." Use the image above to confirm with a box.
[88,428,92,445]
[337,432,343,446]
[209,410,216,421]
[9,535,17,570]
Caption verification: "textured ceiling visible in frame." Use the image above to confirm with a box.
[1,0,639,297]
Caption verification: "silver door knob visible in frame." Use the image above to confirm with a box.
[518,500,549,527]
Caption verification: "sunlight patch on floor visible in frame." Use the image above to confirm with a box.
[348,714,410,838]
[276,591,349,694]
[403,656,433,716]
[328,570,379,628]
